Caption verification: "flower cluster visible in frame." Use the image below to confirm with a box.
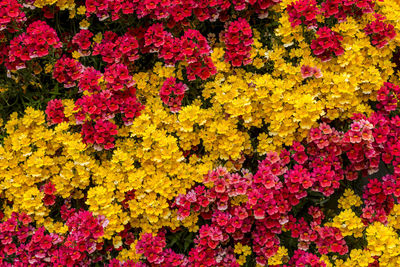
[93,31,139,65]
[310,27,344,62]
[46,99,67,125]
[78,67,102,93]
[223,18,254,67]
[51,60,144,150]
[42,182,57,206]
[320,0,375,20]
[287,0,319,28]
[74,87,144,150]
[145,26,217,80]
[72,29,94,56]
[364,14,396,49]
[159,77,188,112]
[5,20,62,70]
[0,0,26,32]
[0,211,107,266]
[85,0,279,22]
[301,65,322,79]
[81,119,118,150]
[135,232,186,265]
[53,56,84,88]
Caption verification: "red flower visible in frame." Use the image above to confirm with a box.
[43,182,56,195]
[311,27,344,62]
[43,194,56,206]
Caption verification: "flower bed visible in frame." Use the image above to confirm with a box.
[1,0,400,266]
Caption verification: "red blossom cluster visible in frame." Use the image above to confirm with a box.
[135,232,187,265]
[159,77,188,112]
[108,259,145,267]
[103,64,134,91]
[364,14,396,49]
[376,82,400,112]
[310,27,344,62]
[320,0,375,21]
[42,181,57,206]
[74,85,143,150]
[223,18,254,67]
[72,29,94,56]
[0,210,107,266]
[45,99,67,125]
[286,212,348,255]
[287,0,319,28]
[287,250,326,267]
[93,31,139,65]
[53,56,84,88]
[74,85,142,122]
[81,119,118,150]
[287,0,375,28]
[78,67,102,93]
[361,176,396,224]
[145,25,217,80]
[0,0,26,32]
[5,21,62,70]
[47,60,144,150]
[85,0,280,23]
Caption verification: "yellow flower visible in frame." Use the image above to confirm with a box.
[69,8,76,19]
[93,33,103,44]
[72,51,81,59]
[338,189,362,209]
[77,5,86,15]
[268,246,289,265]
[79,19,90,30]
[44,63,53,73]
[328,209,365,238]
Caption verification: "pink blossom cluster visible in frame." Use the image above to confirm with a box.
[361,176,396,224]
[285,210,348,255]
[286,250,326,267]
[301,65,322,79]
[78,66,102,93]
[223,18,254,67]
